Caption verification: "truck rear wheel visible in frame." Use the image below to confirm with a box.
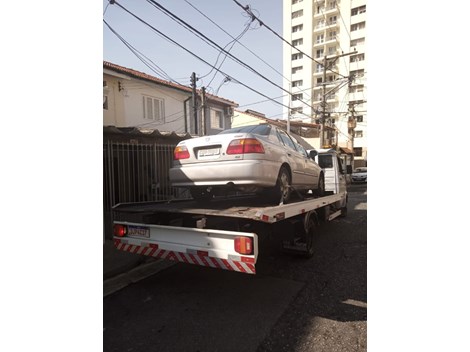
[303,211,318,258]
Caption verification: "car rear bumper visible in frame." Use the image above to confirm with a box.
[169,160,280,187]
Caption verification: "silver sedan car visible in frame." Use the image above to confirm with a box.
[169,124,325,203]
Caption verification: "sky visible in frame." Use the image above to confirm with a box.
[103,0,286,119]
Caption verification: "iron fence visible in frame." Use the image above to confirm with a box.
[103,140,190,239]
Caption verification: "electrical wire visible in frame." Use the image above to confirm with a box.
[232,0,349,80]
[103,19,180,84]
[144,0,314,108]
[183,0,292,85]
[110,0,316,121]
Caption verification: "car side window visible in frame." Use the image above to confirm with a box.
[295,143,308,157]
[277,130,297,151]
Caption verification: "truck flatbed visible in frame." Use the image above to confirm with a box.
[113,192,345,224]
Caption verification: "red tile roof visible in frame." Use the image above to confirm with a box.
[103,61,238,107]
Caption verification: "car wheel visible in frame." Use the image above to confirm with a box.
[313,172,325,197]
[190,187,214,201]
[273,166,291,204]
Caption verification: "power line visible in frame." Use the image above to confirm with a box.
[144,0,314,107]
[232,0,348,79]
[103,19,180,84]
[184,0,292,85]
[110,0,316,121]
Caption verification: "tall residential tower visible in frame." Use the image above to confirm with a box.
[282,0,367,164]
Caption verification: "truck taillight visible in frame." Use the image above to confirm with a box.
[234,236,253,255]
[226,139,265,155]
[174,146,190,160]
[114,224,127,237]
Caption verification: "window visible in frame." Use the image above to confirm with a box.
[351,5,366,16]
[292,38,303,46]
[292,80,303,87]
[143,95,164,121]
[291,107,303,114]
[328,16,337,26]
[277,130,297,151]
[354,130,363,138]
[327,1,337,10]
[292,0,303,4]
[350,69,365,78]
[316,5,324,14]
[351,21,366,31]
[292,10,303,19]
[351,38,365,47]
[356,116,363,123]
[316,34,324,44]
[316,63,324,73]
[353,147,363,157]
[328,46,336,55]
[349,83,364,93]
[315,19,325,29]
[292,24,303,32]
[292,93,303,101]
[328,30,337,41]
[350,53,365,62]
[103,80,108,110]
[316,49,324,58]
[317,77,323,84]
[292,53,303,60]
[292,66,303,74]
[210,109,224,129]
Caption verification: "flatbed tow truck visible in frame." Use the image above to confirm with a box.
[112,149,348,275]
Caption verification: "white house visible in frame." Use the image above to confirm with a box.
[103,61,238,135]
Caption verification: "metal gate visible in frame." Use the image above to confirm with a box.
[103,140,190,239]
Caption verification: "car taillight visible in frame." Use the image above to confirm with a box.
[234,236,253,255]
[174,146,190,160]
[226,138,265,155]
[114,224,127,237]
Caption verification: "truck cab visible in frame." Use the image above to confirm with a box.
[312,148,348,210]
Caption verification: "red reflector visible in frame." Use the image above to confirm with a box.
[197,250,209,257]
[234,236,253,255]
[114,224,127,237]
[241,256,255,264]
[174,146,190,160]
[227,138,265,155]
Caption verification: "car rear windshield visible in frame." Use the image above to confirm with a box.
[218,124,271,136]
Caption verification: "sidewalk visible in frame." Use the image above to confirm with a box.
[103,239,147,280]
[103,239,177,297]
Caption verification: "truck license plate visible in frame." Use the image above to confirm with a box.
[128,225,150,238]
[198,148,220,157]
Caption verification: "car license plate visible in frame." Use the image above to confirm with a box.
[127,225,150,238]
[198,148,220,157]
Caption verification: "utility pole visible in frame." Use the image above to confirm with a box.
[201,87,206,136]
[320,55,328,148]
[190,72,198,135]
[319,50,356,148]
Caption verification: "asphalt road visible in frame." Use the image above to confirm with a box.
[103,183,367,352]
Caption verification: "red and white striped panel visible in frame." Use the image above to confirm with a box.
[114,239,256,274]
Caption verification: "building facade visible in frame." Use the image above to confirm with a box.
[282,0,367,165]
[103,61,238,136]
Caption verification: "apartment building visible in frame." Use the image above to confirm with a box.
[283,0,367,164]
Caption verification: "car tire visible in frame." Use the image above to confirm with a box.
[313,172,325,197]
[190,187,214,201]
[272,166,291,204]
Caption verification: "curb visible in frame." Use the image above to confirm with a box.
[104,259,177,297]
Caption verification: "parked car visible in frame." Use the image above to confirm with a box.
[351,167,367,183]
[169,124,325,203]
